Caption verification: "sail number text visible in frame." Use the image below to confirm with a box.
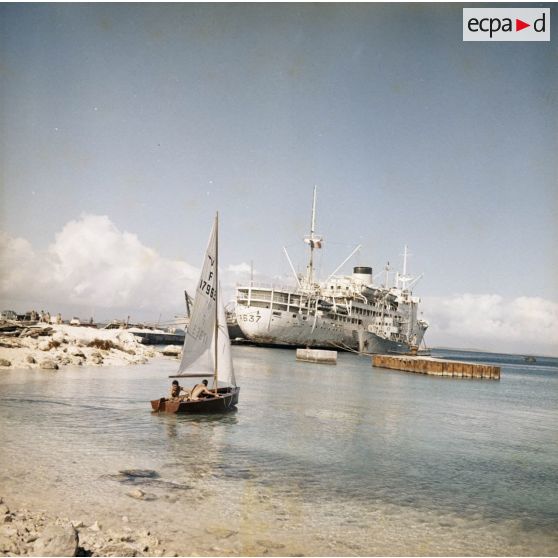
[188,323,208,345]
[199,271,217,301]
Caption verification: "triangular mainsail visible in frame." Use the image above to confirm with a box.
[175,217,235,387]
[176,220,217,377]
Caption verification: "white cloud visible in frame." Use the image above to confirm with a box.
[422,294,558,356]
[0,215,199,319]
[226,262,253,275]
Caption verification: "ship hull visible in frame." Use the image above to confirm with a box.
[235,303,424,354]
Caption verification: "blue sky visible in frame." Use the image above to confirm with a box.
[1,3,557,354]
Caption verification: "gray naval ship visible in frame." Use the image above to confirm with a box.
[234,189,428,354]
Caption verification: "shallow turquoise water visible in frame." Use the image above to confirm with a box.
[1,346,557,555]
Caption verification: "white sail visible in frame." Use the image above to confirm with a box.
[176,217,235,388]
[176,220,217,376]
[215,285,236,387]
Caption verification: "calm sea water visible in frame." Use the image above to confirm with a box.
[1,346,557,556]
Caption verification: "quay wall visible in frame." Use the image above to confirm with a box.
[372,355,500,380]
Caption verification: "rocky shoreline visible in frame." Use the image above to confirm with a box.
[0,324,166,370]
[0,496,165,557]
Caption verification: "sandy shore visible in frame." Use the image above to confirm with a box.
[0,324,175,370]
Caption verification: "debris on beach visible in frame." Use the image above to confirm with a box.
[0,323,161,370]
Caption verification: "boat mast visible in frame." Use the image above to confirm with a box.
[213,212,219,394]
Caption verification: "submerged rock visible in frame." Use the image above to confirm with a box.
[118,469,159,479]
[0,358,11,367]
[127,489,145,500]
[204,527,238,539]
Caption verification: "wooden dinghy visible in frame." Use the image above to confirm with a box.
[151,386,240,414]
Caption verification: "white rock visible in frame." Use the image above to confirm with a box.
[31,523,78,557]
[52,332,66,344]
[38,340,51,351]
[161,345,181,356]
[89,520,102,531]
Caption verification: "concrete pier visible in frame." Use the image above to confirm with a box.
[372,354,500,380]
[296,348,337,365]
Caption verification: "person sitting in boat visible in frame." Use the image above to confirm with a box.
[169,380,189,400]
[190,379,215,400]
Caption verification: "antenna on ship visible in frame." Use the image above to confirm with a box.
[303,186,323,288]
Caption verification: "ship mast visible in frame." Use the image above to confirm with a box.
[304,186,322,289]
[398,245,412,292]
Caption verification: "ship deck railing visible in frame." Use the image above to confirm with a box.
[236,282,308,293]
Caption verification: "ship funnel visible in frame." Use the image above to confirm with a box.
[353,266,373,285]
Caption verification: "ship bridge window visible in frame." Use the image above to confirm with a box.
[272,311,282,317]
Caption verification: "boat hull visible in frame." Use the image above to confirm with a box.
[151,386,240,414]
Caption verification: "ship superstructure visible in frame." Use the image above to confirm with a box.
[234,189,428,354]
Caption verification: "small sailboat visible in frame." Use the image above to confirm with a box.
[151,213,240,413]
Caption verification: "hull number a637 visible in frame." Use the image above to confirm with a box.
[239,311,261,323]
